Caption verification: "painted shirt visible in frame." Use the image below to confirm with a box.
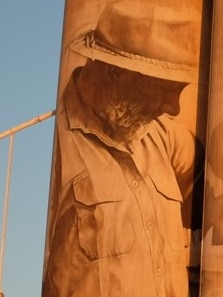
[42,74,203,297]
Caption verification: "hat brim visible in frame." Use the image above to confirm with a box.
[70,39,199,84]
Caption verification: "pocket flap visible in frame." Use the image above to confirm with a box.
[73,170,122,205]
[149,168,183,203]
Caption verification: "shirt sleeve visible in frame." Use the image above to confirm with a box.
[163,117,205,230]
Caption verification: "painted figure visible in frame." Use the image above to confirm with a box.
[42,1,203,296]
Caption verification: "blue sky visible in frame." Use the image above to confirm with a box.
[0,1,64,296]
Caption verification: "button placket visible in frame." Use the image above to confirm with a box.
[112,149,164,287]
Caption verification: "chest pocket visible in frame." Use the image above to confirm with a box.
[161,194,184,251]
[149,172,185,251]
[73,171,135,260]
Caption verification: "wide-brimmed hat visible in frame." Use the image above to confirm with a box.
[69,0,202,83]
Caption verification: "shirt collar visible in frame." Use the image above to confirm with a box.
[63,73,133,153]
[63,71,161,155]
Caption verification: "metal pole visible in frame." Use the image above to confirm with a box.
[0,134,15,292]
[0,110,56,140]
[0,109,56,294]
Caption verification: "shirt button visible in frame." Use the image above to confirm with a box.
[147,220,153,229]
[131,179,139,189]
[157,267,162,277]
